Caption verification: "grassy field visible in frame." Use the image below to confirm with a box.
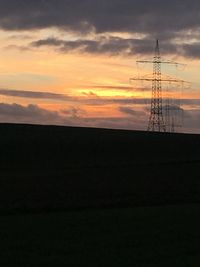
[1,123,200,266]
[1,204,200,267]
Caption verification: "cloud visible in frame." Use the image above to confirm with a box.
[7,34,35,40]
[0,88,76,102]
[0,102,199,133]
[0,102,147,130]
[0,103,60,123]
[60,107,85,118]
[90,86,133,91]
[31,36,150,56]
[181,99,200,106]
[1,1,200,57]
[0,87,150,105]
[0,102,89,126]
[5,44,33,52]
[0,1,199,36]
[30,36,171,56]
[82,91,99,97]
[29,36,200,58]
[181,109,200,133]
[118,106,146,116]
[181,42,200,59]
[1,88,200,109]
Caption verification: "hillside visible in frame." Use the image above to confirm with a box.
[0,123,200,212]
[1,123,200,267]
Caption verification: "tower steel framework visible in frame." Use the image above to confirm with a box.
[148,40,165,132]
[130,40,186,132]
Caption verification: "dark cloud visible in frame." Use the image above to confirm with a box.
[0,87,150,105]
[1,88,200,108]
[0,88,76,102]
[31,36,151,56]
[118,106,146,116]
[181,42,200,59]
[30,36,173,56]
[0,102,198,133]
[0,0,199,37]
[60,107,85,118]
[30,36,200,58]
[0,102,147,130]
[163,104,183,111]
[0,103,60,123]
[181,99,200,106]
[181,109,200,133]
[84,97,150,106]
[0,102,87,126]
[1,1,200,57]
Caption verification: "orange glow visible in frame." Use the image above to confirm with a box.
[0,28,199,130]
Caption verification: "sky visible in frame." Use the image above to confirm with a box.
[0,1,200,133]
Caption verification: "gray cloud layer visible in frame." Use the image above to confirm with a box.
[0,102,147,131]
[1,1,200,57]
[0,88,150,105]
[1,88,200,107]
[30,36,200,58]
[0,102,198,133]
[119,106,146,116]
[0,103,60,124]
[31,36,167,56]
[0,1,199,35]
[0,88,75,101]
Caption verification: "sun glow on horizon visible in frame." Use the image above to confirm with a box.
[0,26,199,132]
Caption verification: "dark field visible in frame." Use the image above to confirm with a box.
[1,123,200,266]
[1,205,200,267]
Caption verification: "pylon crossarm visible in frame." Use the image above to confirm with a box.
[137,60,185,66]
[130,77,187,83]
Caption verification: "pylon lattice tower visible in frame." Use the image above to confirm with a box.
[148,40,165,132]
[130,39,186,133]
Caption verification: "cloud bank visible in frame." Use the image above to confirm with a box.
[0,102,147,131]
[0,1,199,36]
[1,1,200,58]
[1,88,200,107]
[29,36,200,58]
[0,102,198,133]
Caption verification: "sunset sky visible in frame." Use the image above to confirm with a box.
[0,1,200,133]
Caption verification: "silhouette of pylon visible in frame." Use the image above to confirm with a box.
[130,40,187,133]
[147,40,166,132]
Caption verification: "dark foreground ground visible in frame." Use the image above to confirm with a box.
[2,204,200,267]
[1,123,200,266]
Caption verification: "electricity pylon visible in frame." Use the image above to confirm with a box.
[130,39,186,132]
[148,39,165,131]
